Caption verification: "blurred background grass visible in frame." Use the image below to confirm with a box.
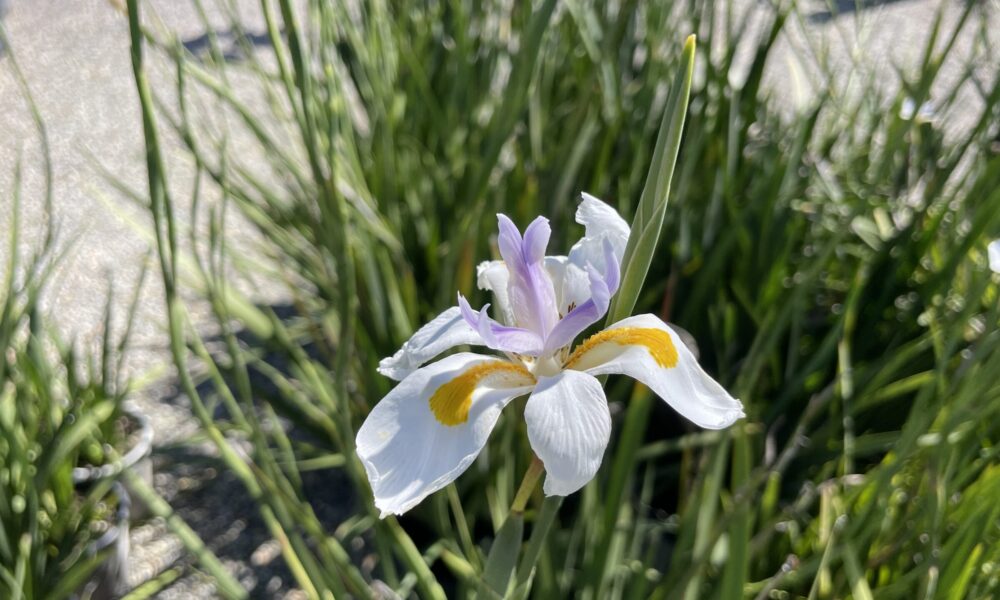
[4,0,1000,597]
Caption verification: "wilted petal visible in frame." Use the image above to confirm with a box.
[357,353,536,517]
[568,193,630,278]
[458,294,544,355]
[989,240,1000,274]
[565,314,744,429]
[497,214,559,337]
[524,370,611,496]
[378,307,484,380]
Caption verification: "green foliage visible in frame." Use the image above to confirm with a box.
[126,0,1000,597]
[0,188,123,600]
[0,34,148,597]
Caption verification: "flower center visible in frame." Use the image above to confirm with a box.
[530,355,563,378]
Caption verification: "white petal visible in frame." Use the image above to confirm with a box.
[989,240,1000,274]
[544,256,591,317]
[378,307,484,380]
[477,260,515,326]
[566,314,745,430]
[358,353,536,517]
[577,193,630,241]
[568,193,630,277]
[524,370,611,496]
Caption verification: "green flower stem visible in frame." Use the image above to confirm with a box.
[511,455,545,514]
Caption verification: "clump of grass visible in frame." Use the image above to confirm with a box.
[0,32,139,594]
[0,175,123,599]
[125,0,1000,597]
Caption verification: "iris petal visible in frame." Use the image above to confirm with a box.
[544,256,591,317]
[477,260,515,325]
[496,214,560,337]
[542,238,620,353]
[565,314,745,429]
[458,294,544,355]
[524,370,612,496]
[522,216,551,264]
[357,353,535,517]
[568,193,630,278]
[378,306,485,380]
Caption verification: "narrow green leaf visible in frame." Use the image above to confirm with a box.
[720,429,751,598]
[608,34,697,324]
[481,513,524,598]
[512,496,563,600]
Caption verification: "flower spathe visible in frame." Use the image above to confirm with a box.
[357,194,745,517]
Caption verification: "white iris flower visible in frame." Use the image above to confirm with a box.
[357,194,745,517]
[989,240,1000,274]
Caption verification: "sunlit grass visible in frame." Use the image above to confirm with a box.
[121,0,1000,597]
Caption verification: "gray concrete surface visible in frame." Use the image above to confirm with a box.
[0,0,995,597]
[764,0,998,136]
[0,0,279,382]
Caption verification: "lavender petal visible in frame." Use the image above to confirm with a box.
[495,214,559,338]
[458,294,544,355]
[542,239,620,353]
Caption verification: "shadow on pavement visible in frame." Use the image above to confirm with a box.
[182,28,273,63]
[808,0,917,23]
[135,302,367,598]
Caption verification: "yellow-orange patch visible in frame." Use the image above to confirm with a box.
[565,327,678,369]
[429,361,534,427]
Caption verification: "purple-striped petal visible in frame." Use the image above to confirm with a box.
[543,239,620,354]
[497,214,526,264]
[459,294,544,355]
[522,217,551,264]
[495,214,559,338]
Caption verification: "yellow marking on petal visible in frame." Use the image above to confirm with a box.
[429,361,534,427]
[565,327,678,369]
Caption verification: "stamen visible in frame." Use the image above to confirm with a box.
[429,361,535,426]
[565,327,678,369]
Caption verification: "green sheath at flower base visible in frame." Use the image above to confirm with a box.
[481,513,524,598]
